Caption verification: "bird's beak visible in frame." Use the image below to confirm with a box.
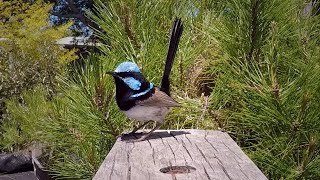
[106,71,120,78]
[106,71,115,76]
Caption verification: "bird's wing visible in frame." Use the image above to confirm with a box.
[136,88,180,107]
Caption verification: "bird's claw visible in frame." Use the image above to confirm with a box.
[126,131,154,143]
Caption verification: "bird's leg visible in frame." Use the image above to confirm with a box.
[130,122,162,142]
[130,120,153,134]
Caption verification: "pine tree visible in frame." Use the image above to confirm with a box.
[1,0,319,179]
[208,0,320,179]
[2,0,214,178]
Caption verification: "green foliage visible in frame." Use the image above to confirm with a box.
[1,56,123,179]
[89,0,218,130]
[2,1,217,178]
[0,0,76,120]
[208,0,320,179]
[1,0,320,179]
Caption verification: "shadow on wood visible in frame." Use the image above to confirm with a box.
[120,130,190,141]
[94,129,267,180]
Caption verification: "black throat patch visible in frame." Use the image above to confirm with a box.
[112,72,155,111]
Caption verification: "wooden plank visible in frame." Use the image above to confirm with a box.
[32,157,52,180]
[93,129,267,180]
[0,171,38,180]
[177,131,232,180]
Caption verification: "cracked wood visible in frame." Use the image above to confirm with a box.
[93,129,267,180]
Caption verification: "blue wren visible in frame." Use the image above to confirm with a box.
[107,18,183,142]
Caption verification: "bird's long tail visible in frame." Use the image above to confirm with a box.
[160,18,183,96]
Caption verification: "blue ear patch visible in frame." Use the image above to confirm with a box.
[115,62,140,73]
[122,77,141,90]
[131,83,154,98]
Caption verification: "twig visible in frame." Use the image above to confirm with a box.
[199,95,209,121]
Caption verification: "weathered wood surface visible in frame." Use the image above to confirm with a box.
[0,171,38,180]
[93,129,267,180]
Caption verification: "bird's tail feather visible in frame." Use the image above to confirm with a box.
[160,18,183,96]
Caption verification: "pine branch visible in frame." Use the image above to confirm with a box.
[120,5,140,49]
[248,0,259,61]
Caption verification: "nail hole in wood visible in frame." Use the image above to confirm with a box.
[160,165,196,174]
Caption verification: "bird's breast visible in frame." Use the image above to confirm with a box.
[122,105,170,122]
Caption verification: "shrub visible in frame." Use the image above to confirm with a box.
[0,0,76,121]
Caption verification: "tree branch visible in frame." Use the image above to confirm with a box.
[51,12,97,30]
[248,0,259,61]
[50,0,100,34]
[51,12,83,19]
[67,0,80,14]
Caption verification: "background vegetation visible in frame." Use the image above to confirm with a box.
[0,0,76,121]
[0,0,319,179]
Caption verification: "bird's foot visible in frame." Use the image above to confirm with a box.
[218,127,226,132]
[125,122,162,143]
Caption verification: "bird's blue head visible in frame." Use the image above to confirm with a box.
[114,61,140,73]
[107,61,147,92]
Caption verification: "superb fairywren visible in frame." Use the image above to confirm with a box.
[107,18,183,142]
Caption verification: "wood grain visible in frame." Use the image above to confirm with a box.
[93,130,267,180]
[0,171,38,180]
